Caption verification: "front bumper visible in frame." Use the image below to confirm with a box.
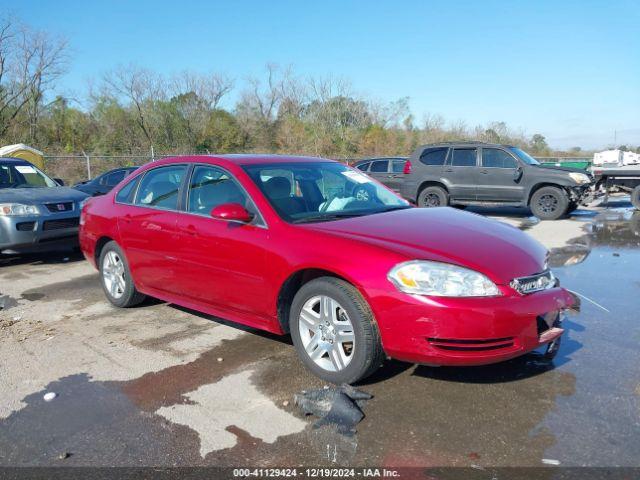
[0,214,80,254]
[569,184,592,205]
[374,287,574,366]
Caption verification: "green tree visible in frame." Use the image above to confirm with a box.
[530,134,549,154]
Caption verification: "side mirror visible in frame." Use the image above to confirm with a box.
[54,178,65,186]
[513,166,523,182]
[210,203,253,223]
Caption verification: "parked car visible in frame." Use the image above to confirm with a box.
[80,155,574,383]
[354,157,407,194]
[400,142,593,220]
[74,167,138,197]
[0,157,88,254]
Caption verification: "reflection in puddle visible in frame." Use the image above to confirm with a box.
[588,211,640,248]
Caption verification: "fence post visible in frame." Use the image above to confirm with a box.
[151,146,155,161]
[82,150,91,180]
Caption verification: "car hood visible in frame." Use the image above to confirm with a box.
[535,164,588,174]
[303,207,548,284]
[0,186,89,204]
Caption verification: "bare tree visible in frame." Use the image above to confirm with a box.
[102,65,165,145]
[368,97,410,128]
[171,71,234,110]
[0,18,68,139]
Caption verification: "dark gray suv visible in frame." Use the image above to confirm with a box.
[399,142,593,220]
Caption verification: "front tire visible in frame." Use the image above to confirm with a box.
[289,277,384,384]
[530,186,569,220]
[99,241,146,308]
[417,186,449,208]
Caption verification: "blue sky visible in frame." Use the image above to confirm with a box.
[2,0,639,149]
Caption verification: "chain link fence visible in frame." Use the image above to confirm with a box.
[42,153,193,185]
[42,153,593,186]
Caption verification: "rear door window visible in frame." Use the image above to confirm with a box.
[451,148,478,167]
[482,148,517,168]
[419,148,448,166]
[134,165,186,210]
[369,160,389,173]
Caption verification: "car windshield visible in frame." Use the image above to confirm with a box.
[243,162,410,223]
[0,162,58,188]
[509,147,540,165]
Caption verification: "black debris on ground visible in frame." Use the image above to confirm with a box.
[294,384,372,435]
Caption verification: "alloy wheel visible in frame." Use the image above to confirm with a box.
[298,295,355,372]
[102,250,126,299]
[538,194,558,214]
[424,193,441,207]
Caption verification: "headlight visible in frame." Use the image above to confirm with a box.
[0,203,41,216]
[388,260,501,297]
[568,172,591,185]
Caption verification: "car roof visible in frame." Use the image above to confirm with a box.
[0,156,32,165]
[418,142,515,149]
[149,154,337,167]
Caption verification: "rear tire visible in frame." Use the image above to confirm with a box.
[631,185,640,210]
[98,241,146,308]
[417,186,449,208]
[289,277,384,384]
[530,186,569,220]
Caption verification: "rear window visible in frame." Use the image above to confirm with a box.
[370,160,389,173]
[419,148,448,166]
[451,148,477,167]
[392,160,406,173]
[356,162,370,172]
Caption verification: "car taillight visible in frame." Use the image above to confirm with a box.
[403,160,412,174]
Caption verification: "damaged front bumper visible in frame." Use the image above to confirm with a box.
[375,287,575,367]
[568,185,592,205]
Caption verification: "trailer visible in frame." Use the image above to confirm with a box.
[590,165,640,210]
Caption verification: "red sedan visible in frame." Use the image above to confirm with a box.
[79,155,574,383]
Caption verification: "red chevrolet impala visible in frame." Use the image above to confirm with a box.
[79,155,573,383]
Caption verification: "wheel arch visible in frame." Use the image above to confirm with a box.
[416,180,449,201]
[276,268,367,334]
[94,236,116,266]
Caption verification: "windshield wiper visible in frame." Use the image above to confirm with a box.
[374,205,412,213]
[292,212,370,224]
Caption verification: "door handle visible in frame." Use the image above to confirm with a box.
[444,169,453,172]
[123,214,132,223]
[480,170,489,174]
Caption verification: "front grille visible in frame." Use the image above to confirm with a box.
[510,270,556,295]
[44,202,74,213]
[427,337,516,352]
[16,221,36,231]
[42,217,79,231]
